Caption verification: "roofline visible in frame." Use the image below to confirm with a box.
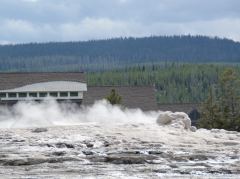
[1,80,87,91]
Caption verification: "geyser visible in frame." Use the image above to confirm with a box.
[0,100,194,130]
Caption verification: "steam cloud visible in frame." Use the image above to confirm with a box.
[0,100,194,130]
[0,100,156,128]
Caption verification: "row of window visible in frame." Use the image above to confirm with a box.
[0,92,79,98]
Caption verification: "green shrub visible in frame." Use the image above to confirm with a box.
[105,89,122,105]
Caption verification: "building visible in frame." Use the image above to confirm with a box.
[0,73,87,105]
[0,73,157,111]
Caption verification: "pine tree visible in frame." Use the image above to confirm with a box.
[198,87,221,129]
[217,68,240,131]
[198,68,240,131]
[105,89,122,105]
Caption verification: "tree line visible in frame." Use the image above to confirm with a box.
[0,35,240,72]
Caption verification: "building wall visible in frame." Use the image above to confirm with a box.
[0,91,83,101]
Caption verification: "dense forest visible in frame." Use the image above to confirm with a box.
[87,63,240,104]
[0,35,240,72]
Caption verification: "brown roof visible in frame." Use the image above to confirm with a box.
[0,72,86,90]
[84,86,158,111]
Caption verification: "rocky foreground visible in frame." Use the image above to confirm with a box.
[0,123,240,179]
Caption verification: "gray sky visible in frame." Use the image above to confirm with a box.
[0,0,240,44]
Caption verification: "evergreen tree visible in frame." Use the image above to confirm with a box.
[198,68,240,131]
[105,89,122,105]
[217,68,240,130]
[198,87,221,129]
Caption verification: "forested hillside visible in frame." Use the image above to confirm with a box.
[87,64,240,103]
[0,36,240,72]
[1,36,240,103]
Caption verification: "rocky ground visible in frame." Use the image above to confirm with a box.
[0,123,240,179]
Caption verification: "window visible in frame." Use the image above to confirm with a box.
[19,93,27,98]
[8,93,17,98]
[39,93,48,97]
[29,93,37,97]
[49,92,58,97]
[70,92,78,97]
[0,93,6,98]
[60,92,68,97]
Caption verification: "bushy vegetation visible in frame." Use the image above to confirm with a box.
[105,89,122,105]
[88,63,240,103]
[198,68,240,131]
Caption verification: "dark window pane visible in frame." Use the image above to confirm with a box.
[0,93,6,98]
[9,93,17,98]
[19,93,27,98]
[50,92,58,97]
[60,92,68,97]
[39,93,48,97]
[70,92,78,97]
[29,93,37,97]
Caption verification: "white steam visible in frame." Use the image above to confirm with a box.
[0,100,156,128]
[0,100,194,130]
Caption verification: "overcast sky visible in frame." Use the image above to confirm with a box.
[0,0,240,44]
